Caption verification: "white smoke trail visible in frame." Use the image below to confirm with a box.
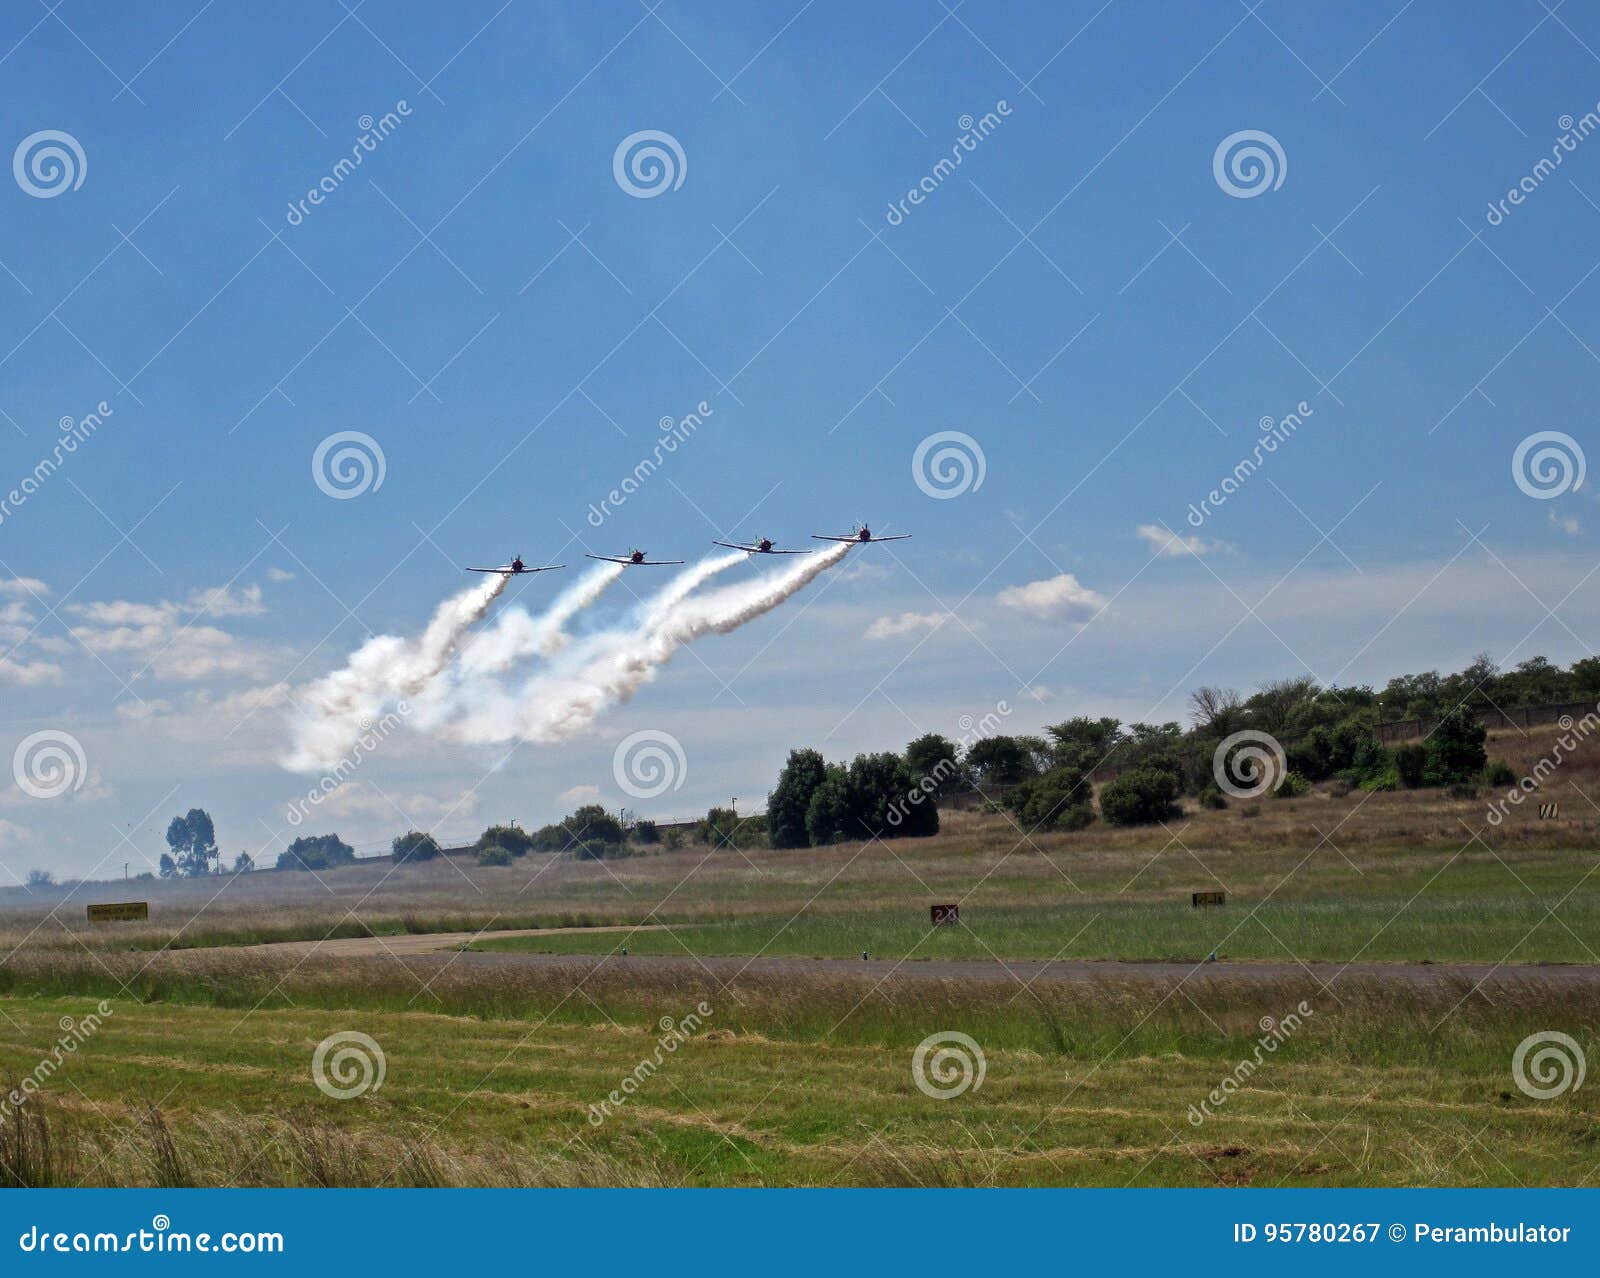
[442,541,850,745]
[419,552,745,738]
[281,573,511,772]
[456,562,625,676]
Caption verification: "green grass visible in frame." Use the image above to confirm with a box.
[472,886,1600,965]
[2,984,1595,1187]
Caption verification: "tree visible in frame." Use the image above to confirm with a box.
[848,751,937,839]
[1003,767,1093,831]
[1189,685,1243,734]
[963,736,1037,788]
[25,868,54,888]
[1099,767,1183,826]
[631,820,660,845]
[231,852,255,874]
[768,748,827,849]
[805,764,854,845]
[165,808,219,877]
[392,831,440,863]
[1045,717,1124,770]
[277,833,355,872]
[158,853,177,879]
[903,734,960,797]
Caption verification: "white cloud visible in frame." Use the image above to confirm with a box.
[0,577,47,598]
[995,573,1106,621]
[0,656,62,685]
[560,783,601,804]
[0,819,29,847]
[266,567,295,582]
[865,611,950,640]
[1137,523,1213,557]
[1548,509,1582,537]
[67,585,277,682]
[1025,685,1056,703]
[187,584,265,616]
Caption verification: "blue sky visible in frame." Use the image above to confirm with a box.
[4,0,1600,875]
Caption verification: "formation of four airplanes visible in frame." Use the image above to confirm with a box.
[465,524,911,575]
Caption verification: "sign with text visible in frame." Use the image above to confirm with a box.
[930,903,960,926]
[86,901,149,923]
[1191,891,1226,909]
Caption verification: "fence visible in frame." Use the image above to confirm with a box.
[1376,699,1600,745]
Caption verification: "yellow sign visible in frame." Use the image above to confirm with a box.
[86,901,149,923]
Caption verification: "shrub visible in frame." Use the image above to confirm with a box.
[476,845,513,867]
[574,839,633,860]
[277,834,355,872]
[1197,787,1227,810]
[475,824,533,857]
[1099,767,1182,826]
[1238,804,1260,819]
[1446,782,1479,800]
[1273,770,1310,799]
[631,820,660,845]
[1003,767,1093,831]
[1395,744,1429,789]
[392,831,440,863]
[698,806,740,847]
[1328,778,1353,798]
[661,827,685,850]
[1485,759,1516,787]
[1427,708,1487,783]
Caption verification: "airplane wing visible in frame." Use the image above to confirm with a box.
[767,548,813,553]
[712,540,756,552]
[641,559,686,565]
[869,534,912,542]
[810,535,854,542]
[585,554,632,564]
[467,567,510,573]
[520,565,565,573]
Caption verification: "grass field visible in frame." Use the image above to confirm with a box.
[2,730,1597,1187]
[1,969,1594,1187]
